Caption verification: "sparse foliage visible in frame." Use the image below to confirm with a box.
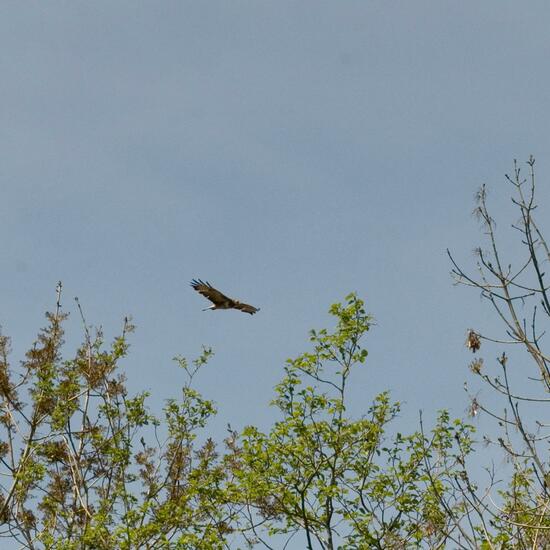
[448,156,550,547]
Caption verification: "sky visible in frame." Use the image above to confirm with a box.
[2,2,550,545]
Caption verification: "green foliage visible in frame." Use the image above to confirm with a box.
[2,283,545,548]
[0,309,234,549]
[231,294,475,549]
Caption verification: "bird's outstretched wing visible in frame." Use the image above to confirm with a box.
[190,279,234,307]
[233,301,260,315]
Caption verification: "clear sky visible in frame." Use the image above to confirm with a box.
[2,2,550,541]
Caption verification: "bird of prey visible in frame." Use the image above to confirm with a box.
[190,279,260,315]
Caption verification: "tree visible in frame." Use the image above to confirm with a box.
[447,156,550,547]
[0,284,235,549]
[229,294,474,549]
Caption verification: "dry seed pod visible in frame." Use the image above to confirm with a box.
[466,329,481,353]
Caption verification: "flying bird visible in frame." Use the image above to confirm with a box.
[190,279,260,315]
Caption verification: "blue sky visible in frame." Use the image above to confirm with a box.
[2,1,550,535]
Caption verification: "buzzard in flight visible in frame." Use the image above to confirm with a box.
[190,279,260,315]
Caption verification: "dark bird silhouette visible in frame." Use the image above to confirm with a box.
[190,279,260,315]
